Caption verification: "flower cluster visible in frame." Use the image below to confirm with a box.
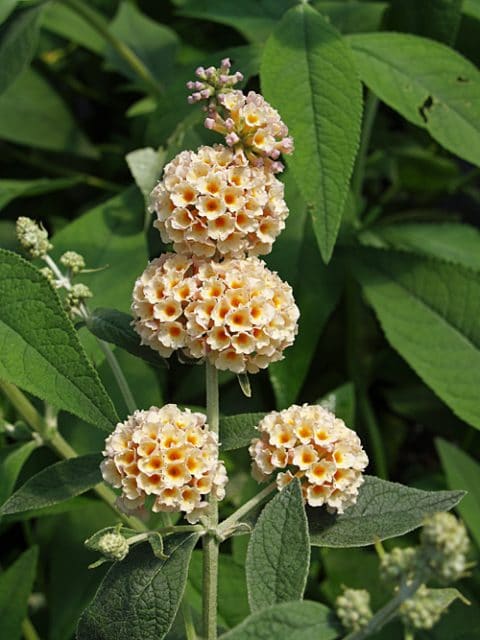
[335,588,372,633]
[249,404,368,512]
[16,216,52,258]
[400,585,449,631]
[150,145,288,259]
[101,405,227,523]
[420,511,470,582]
[132,254,298,374]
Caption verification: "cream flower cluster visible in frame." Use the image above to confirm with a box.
[249,404,368,513]
[132,253,299,374]
[150,145,288,259]
[101,405,227,523]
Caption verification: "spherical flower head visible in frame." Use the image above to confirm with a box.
[60,250,85,274]
[149,144,289,259]
[379,546,418,585]
[335,588,372,632]
[420,512,470,582]
[97,532,129,561]
[400,585,446,630]
[132,254,299,374]
[16,216,52,258]
[249,404,368,513]
[101,405,227,523]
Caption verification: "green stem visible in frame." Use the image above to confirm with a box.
[182,600,198,640]
[95,339,137,414]
[351,91,379,213]
[22,617,41,640]
[58,0,163,98]
[343,578,423,640]
[217,481,276,539]
[358,389,388,480]
[203,362,219,640]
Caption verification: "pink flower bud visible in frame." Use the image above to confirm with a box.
[225,132,240,146]
[224,118,235,131]
[221,58,231,69]
[205,118,216,129]
[186,81,195,89]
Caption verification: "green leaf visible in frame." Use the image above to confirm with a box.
[0,440,37,506]
[86,308,166,369]
[0,176,81,211]
[436,438,480,548]
[309,475,464,547]
[359,222,480,273]
[0,250,118,430]
[178,0,297,43]
[261,5,362,261]
[0,0,18,25]
[0,454,102,515]
[464,0,480,21]
[219,601,339,640]
[269,219,343,407]
[0,5,42,95]
[219,413,265,451]
[126,147,166,201]
[77,533,198,640]
[427,587,469,614]
[387,0,463,45]
[0,68,97,157]
[107,2,178,89]
[42,3,104,53]
[0,547,38,640]
[318,382,356,427]
[246,479,310,611]
[348,33,480,167]
[353,249,480,430]
[314,1,387,34]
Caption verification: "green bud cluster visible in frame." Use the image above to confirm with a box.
[400,585,444,630]
[60,251,86,274]
[335,588,373,632]
[96,532,129,561]
[16,216,52,258]
[66,283,93,312]
[420,512,470,582]
[380,546,418,585]
[39,267,55,283]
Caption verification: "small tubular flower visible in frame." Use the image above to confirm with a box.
[101,405,227,523]
[249,404,368,513]
[132,254,299,374]
[150,145,288,259]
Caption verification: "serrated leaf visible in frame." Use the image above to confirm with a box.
[353,248,480,430]
[261,5,362,261]
[0,250,118,430]
[359,222,480,273]
[0,546,38,640]
[0,5,42,95]
[436,438,480,548]
[246,479,310,611]
[126,147,166,200]
[348,33,480,167]
[0,454,102,515]
[0,440,37,506]
[0,176,81,211]
[309,475,464,547]
[77,533,198,640]
[387,0,463,45]
[219,413,265,451]
[0,68,97,157]
[86,308,166,369]
[219,601,339,640]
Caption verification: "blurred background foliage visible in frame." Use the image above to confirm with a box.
[1,1,480,639]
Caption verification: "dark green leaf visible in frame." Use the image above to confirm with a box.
[246,479,310,611]
[0,454,102,515]
[436,438,480,548]
[219,601,339,640]
[42,3,104,53]
[0,440,37,506]
[0,176,81,211]
[348,33,480,167]
[86,308,166,369]
[126,147,166,201]
[0,5,42,95]
[0,250,118,430]
[0,547,38,640]
[0,69,97,157]
[314,1,387,34]
[387,0,463,45]
[77,533,198,640]
[309,475,464,547]
[353,249,480,430]
[261,5,362,261]
[219,413,265,451]
[0,0,17,25]
[318,382,356,427]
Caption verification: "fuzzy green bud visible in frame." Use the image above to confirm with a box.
[335,588,373,632]
[420,512,470,582]
[97,532,129,561]
[400,585,444,630]
[60,251,85,274]
[16,217,52,258]
[380,547,418,585]
[66,283,93,310]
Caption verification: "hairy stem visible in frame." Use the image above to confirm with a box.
[95,339,137,414]
[203,361,219,640]
[217,481,276,539]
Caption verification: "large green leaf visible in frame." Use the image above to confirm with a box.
[219,413,265,451]
[360,222,480,272]
[125,147,166,202]
[0,5,42,95]
[0,69,97,157]
[261,4,362,261]
[314,1,387,34]
[387,0,463,45]
[0,0,18,25]
[0,454,102,515]
[246,479,310,611]
[0,176,81,211]
[42,3,104,53]
[309,475,464,547]
[436,438,480,548]
[77,533,198,640]
[0,250,118,430]
[318,382,356,427]
[353,249,480,430]
[219,601,339,640]
[0,440,37,506]
[0,547,38,640]
[348,33,480,167]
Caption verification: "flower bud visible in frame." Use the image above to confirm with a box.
[16,216,52,258]
[400,585,445,630]
[66,283,93,310]
[97,532,129,561]
[380,547,418,585]
[335,588,372,632]
[60,251,85,274]
[420,512,470,582]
